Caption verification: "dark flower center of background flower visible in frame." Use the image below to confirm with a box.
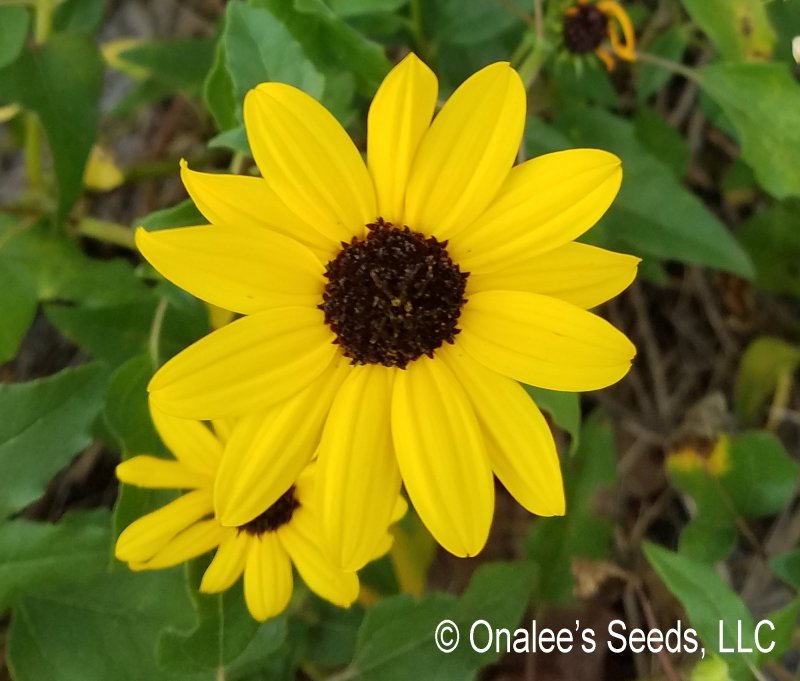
[320,218,468,369]
[563,4,608,54]
[238,486,299,536]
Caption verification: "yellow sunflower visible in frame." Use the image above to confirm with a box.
[115,403,401,621]
[136,54,637,569]
[563,0,637,70]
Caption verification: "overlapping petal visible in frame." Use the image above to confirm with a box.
[441,345,564,516]
[200,532,250,593]
[135,225,324,315]
[140,520,229,570]
[459,290,636,391]
[244,83,375,243]
[449,150,622,273]
[278,506,359,607]
[150,402,222,475]
[392,356,493,557]
[367,54,437,225]
[148,307,338,420]
[180,161,338,259]
[316,364,400,571]
[215,357,351,527]
[404,62,525,239]
[116,455,210,490]
[243,534,293,622]
[467,241,639,309]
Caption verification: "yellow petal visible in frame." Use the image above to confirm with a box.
[116,455,210,490]
[115,489,212,564]
[391,355,493,557]
[278,506,359,607]
[180,161,338,260]
[317,364,400,571]
[149,401,221,477]
[83,144,125,192]
[367,54,437,224]
[140,520,229,569]
[458,290,636,391]
[149,307,338,420]
[243,534,293,622]
[404,62,525,239]
[215,357,351,527]
[450,150,622,273]
[200,531,250,593]
[244,83,375,243]
[468,242,639,309]
[135,225,324,315]
[440,345,564,516]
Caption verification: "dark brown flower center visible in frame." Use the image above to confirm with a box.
[320,218,468,369]
[563,4,608,54]
[238,486,299,536]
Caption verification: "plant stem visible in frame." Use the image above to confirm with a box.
[74,217,137,250]
[149,297,168,369]
[24,0,54,192]
[636,50,699,82]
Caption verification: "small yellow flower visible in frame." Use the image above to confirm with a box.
[136,54,637,568]
[115,403,401,622]
[563,0,637,70]
[667,434,730,477]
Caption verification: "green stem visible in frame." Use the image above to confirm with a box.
[34,0,53,43]
[73,217,137,250]
[149,297,168,369]
[409,0,426,57]
[636,50,699,82]
[24,0,54,192]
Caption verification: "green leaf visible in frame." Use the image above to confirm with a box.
[634,107,690,179]
[429,0,525,45]
[737,201,800,298]
[6,568,202,681]
[327,0,408,16]
[526,411,615,604]
[768,0,800,68]
[762,599,799,662]
[635,25,690,104]
[524,385,581,453]
[733,336,800,424]
[0,363,108,519]
[302,599,364,667]
[643,543,757,679]
[698,62,800,199]
[0,6,29,70]
[0,509,110,612]
[342,561,535,681]
[137,198,205,232]
[770,550,800,591]
[0,33,103,221]
[0,216,147,306]
[540,107,753,277]
[0,264,37,363]
[722,431,798,518]
[157,559,285,674]
[118,38,215,93]
[680,0,776,61]
[553,58,619,108]
[52,0,104,34]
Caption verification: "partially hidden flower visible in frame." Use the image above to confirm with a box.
[115,403,403,621]
[563,0,637,70]
[136,54,638,568]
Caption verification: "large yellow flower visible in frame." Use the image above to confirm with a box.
[115,404,399,621]
[136,54,637,569]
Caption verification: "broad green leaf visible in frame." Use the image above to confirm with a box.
[643,543,757,680]
[52,0,105,34]
[553,58,619,108]
[681,0,776,61]
[722,432,798,518]
[0,509,110,612]
[302,599,364,667]
[635,25,690,104]
[737,201,800,299]
[342,561,535,681]
[157,559,285,674]
[768,0,800,68]
[6,568,203,681]
[137,198,205,232]
[428,0,525,45]
[0,7,29,70]
[536,108,753,277]
[762,599,799,662]
[0,217,145,309]
[634,107,690,179]
[770,550,800,591]
[734,336,800,424]
[204,39,237,132]
[524,385,581,453]
[698,62,800,199]
[0,33,103,221]
[526,411,615,603]
[0,363,108,519]
[0,264,37,363]
[118,38,215,93]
